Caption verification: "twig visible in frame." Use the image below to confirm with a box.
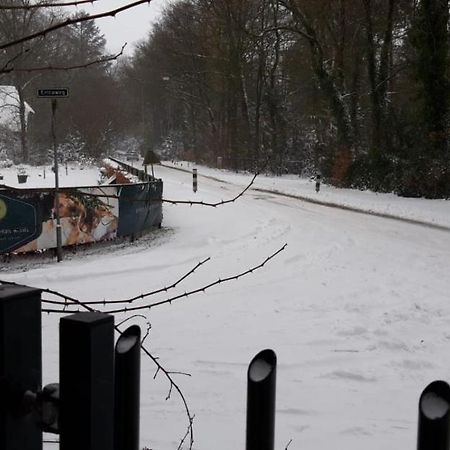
[38,244,287,314]
[0,0,103,9]
[40,257,210,306]
[0,1,152,50]
[1,44,127,74]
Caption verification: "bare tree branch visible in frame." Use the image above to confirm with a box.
[0,242,286,450]
[40,257,211,306]
[0,0,103,10]
[36,244,287,314]
[0,43,127,74]
[0,0,152,50]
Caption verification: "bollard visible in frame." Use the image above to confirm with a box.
[193,168,197,193]
[417,380,450,450]
[114,325,141,450]
[0,284,42,450]
[60,312,114,450]
[246,349,277,450]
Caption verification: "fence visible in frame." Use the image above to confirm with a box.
[0,179,163,255]
[1,284,449,449]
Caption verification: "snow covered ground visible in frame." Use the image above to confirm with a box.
[0,163,101,188]
[163,161,450,230]
[1,162,450,450]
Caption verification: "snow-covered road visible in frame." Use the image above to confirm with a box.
[3,164,450,450]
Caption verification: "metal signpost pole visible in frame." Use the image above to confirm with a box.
[51,99,62,262]
[37,88,68,262]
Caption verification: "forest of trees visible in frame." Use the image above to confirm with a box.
[1,0,450,198]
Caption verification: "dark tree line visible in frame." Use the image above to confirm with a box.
[0,1,127,164]
[1,0,449,198]
[123,0,450,198]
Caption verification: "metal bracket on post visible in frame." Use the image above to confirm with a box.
[246,349,277,450]
[59,312,115,450]
[0,284,42,450]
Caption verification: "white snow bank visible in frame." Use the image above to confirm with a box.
[163,161,450,229]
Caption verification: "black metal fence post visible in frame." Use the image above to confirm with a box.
[0,284,42,450]
[114,325,141,450]
[246,349,277,450]
[59,312,114,450]
[417,380,450,450]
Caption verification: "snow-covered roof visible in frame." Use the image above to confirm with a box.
[0,85,34,132]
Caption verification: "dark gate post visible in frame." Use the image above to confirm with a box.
[417,380,450,450]
[0,284,42,450]
[246,349,277,450]
[59,312,114,450]
[114,325,141,450]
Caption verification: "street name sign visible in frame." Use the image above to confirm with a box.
[37,88,69,98]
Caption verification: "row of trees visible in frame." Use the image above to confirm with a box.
[1,1,449,198]
[0,1,129,165]
[124,0,450,198]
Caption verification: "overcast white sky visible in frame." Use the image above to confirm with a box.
[69,0,169,55]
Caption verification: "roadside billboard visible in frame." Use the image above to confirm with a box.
[0,180,163,254]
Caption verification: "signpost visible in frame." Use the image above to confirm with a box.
[37,89,69,98]
[37,88,69,262]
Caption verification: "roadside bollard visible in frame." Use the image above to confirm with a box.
[193,168,197,193]
[114,325,141,450]
[417,380,450,450]
[246,349,277,450]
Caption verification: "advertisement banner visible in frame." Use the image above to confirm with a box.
[0,194,41,253]
[0,180,163,254]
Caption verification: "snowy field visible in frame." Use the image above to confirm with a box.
[0,163,101,189]
[1,162,450,450]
